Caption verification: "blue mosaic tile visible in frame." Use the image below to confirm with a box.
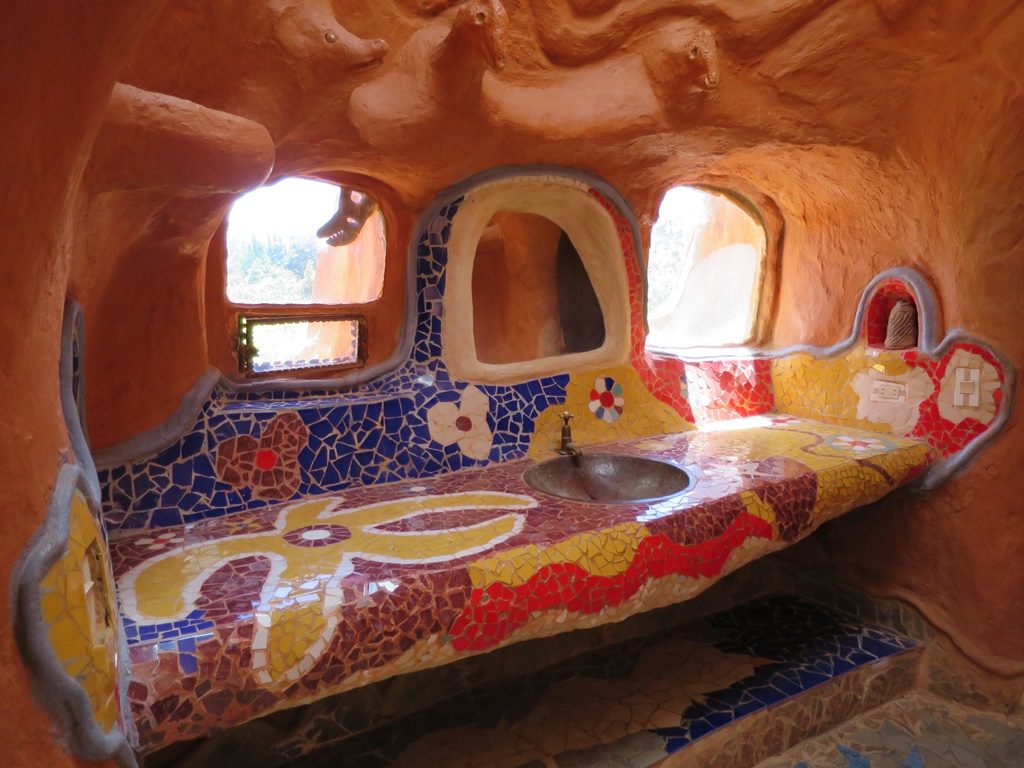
[653,597,918,754]
[122,611,218,647]
[98,185,604,531]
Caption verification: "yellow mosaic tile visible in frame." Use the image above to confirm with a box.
[528,365,692,458]
[121,491,536,685]
[39,490,120,731]
[771,346,929,435]
[468,523,649,588]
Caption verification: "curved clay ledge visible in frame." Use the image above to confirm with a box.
[61,300,100,501]
[11,463,136,768]
[857,583,1024,679]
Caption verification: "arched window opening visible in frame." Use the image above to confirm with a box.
[225,177,386,377]
[646,187,767,350]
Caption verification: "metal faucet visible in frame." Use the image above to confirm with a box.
[557,411,583,458]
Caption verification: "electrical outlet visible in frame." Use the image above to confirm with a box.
[870,380,907,403]
[953,367,981,407]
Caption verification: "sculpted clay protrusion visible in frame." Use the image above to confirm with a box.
[272,0,388,70]
[529,0,842,66]
[317,188,380,247]
[642,21,720,119]
[118,0,388,136]
[873,0,925,23]
[350,0,508,148]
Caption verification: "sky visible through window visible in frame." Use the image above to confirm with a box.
[647,186,765,348]
[228,178,345,371]
[228,177,339,243]
[226,178,339,305]
[646,186,710,314]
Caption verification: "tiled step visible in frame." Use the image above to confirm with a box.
[153,596,922,768]
[752,692,1024,768]
[645,598,923,768]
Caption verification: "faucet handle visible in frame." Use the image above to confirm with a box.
[559,410,575,425]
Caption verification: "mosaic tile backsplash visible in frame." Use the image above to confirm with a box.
[96,174,1011,533]
[68,170,1012,756]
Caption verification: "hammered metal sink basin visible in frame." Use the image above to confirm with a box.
[523,454,692,504]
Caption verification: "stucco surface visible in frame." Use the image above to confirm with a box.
[2,0,1023,764]
[0,6,168,767]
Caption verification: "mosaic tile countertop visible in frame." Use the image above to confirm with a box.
[112,416,933,751]
[95,180,1011,536]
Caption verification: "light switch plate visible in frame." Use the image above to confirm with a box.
[953,367,981,407]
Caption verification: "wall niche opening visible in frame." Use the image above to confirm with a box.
[471,211,606,365]
[864,280,919,350]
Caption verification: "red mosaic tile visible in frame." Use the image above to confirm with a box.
[113,418,932,751]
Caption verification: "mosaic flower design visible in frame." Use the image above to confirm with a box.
[133,530,186,552]
[215,413,308,500]
[824,435,893,453]
[589,376,625,423]
[119,491,534,685]
[426,385,493,460]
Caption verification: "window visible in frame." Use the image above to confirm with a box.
[225,177,384,376]
[237,315,364,375]
[646,186,767,349]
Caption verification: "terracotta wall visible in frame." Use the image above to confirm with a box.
[68,84,277,449]
[3,0,1023,764]
[473,211,567,363]
[772,13,1024,669]
[0,3,166,765]
[608,2,1024,668]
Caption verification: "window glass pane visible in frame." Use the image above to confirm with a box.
[226,178,385,305]
[246,317,361,374]
[646,187,766,349]
[472,211,605,364]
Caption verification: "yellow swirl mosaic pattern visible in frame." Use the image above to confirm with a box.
[120,491,536,684]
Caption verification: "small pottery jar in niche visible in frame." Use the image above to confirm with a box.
[884,298,917,349]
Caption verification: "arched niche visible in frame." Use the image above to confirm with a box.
[442,177,631,384]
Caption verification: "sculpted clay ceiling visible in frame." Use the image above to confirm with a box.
[114,0,1016,199]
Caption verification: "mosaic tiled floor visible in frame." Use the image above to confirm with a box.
[757,693,1024,768]
[182,597,917,767]
[113,418,932,750]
